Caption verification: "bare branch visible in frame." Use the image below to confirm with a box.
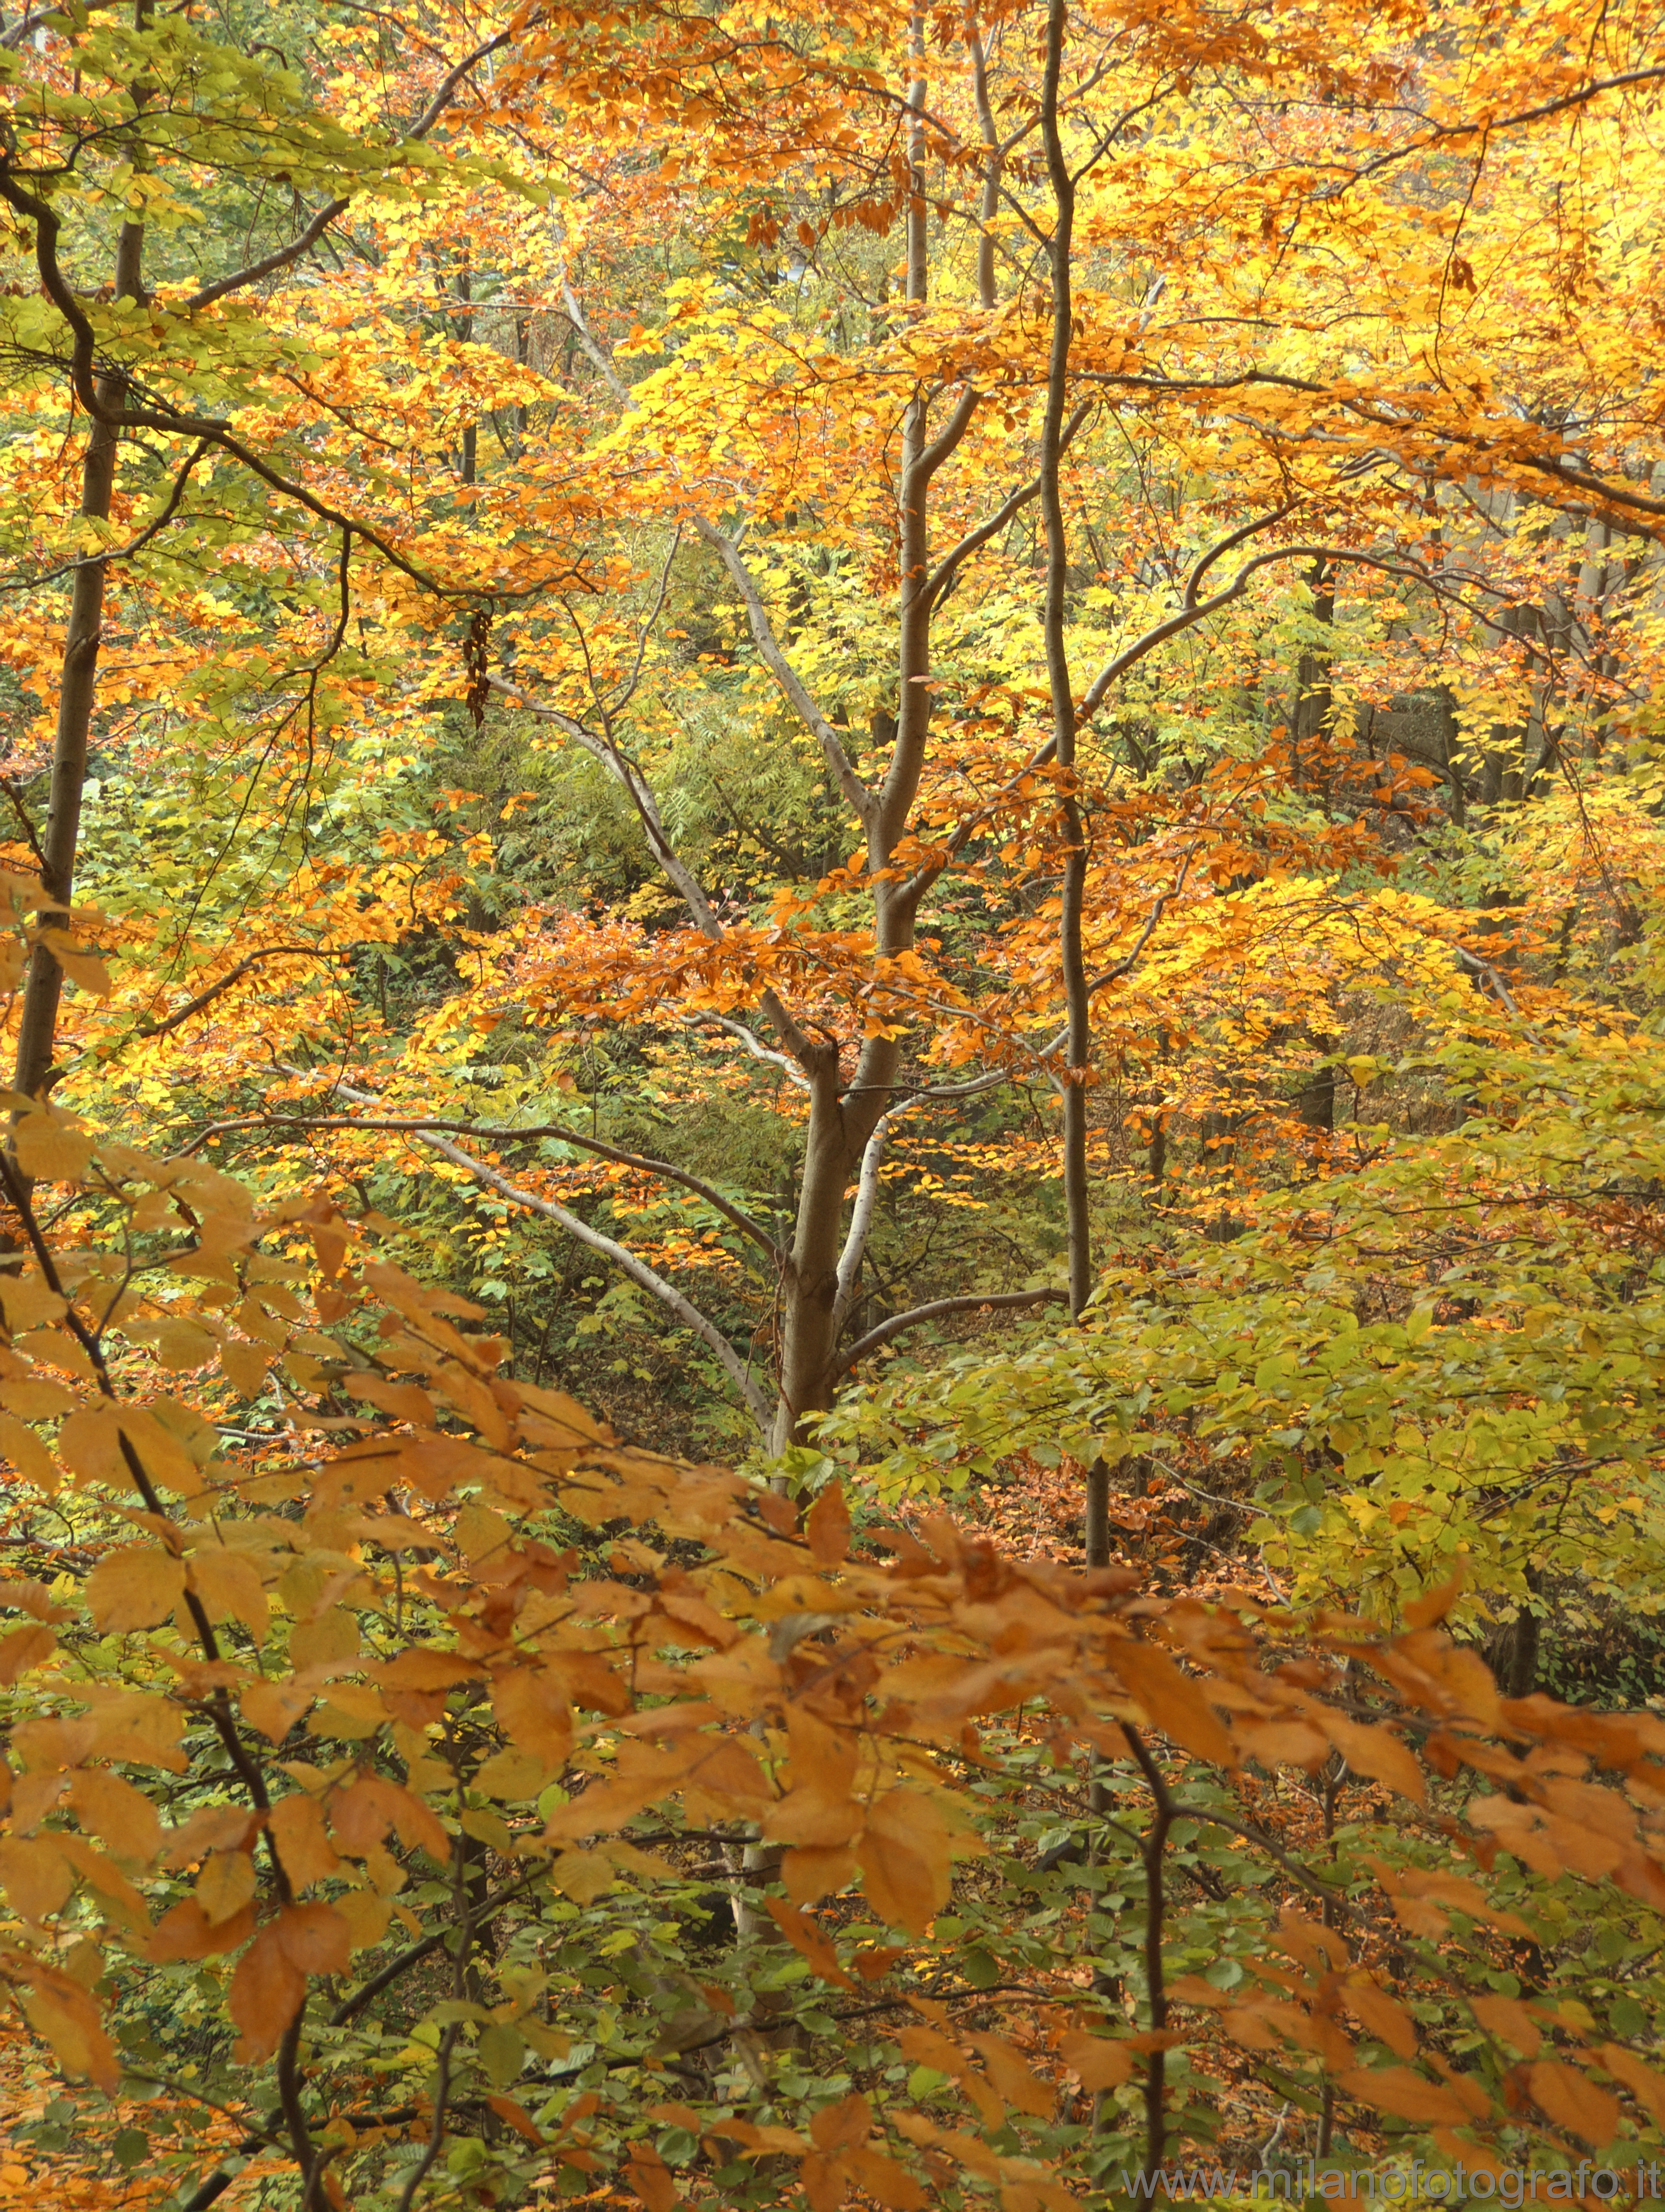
[924,401,1092,612]
[132,946,333,1040]
[691,521,877,837]
[485,673,723,939]
[835,1287,1069,1378]
[687,1014,810,1087]
[833,1112,894,1328]
[197,1104,784,1262]
[609,528,681,719]
[1080,538,1464,722]
[401,1126,776,1433]
[561,280,632,402]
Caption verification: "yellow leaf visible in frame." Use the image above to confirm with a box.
[84,1543,186,1631]
[17,1980,117,2091]
[335,1887,392,1951]
[65,1769,162,1862]
[188,1545,270,1643]
[0,1622,57,1682]
[0,1412,63,1494]
[0,1835,73,1922]
[220,1339,274,1398]
[474,1747,551,1800]
[195,1849,257,1926]
[10,1106,94,1182]
[550,1849,617,1904]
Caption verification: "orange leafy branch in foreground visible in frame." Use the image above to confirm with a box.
[0,971,1664,2203]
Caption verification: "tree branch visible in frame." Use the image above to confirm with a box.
[484,673,724,940]
[198,1103,784,1263]
[691,521,877,837]
[686,1014,809,1088]
[561,280,632,402]
[834,1287,1068,1378]
[833,1111,894,1329]
[181,27,518,310]
[377,1123,776,1433]
[131,946,333,1040]
[924,401,1092,612]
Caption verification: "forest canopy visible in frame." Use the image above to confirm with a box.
[1,0,1665,2208]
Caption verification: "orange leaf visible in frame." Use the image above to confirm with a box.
[0,1835,72,1923]
[1343,1974,1420,2059]
[855,1790,954,1936]
[268,1791,342,1891]
[1317,1713,1425,1804]
[764,1898,856,1989]
[1107,1638,1237,1767]
[625,2145,679,2212]
[1404,1566,1465,1629]
[84,1544,186,1632]
[1470,1993,1543,2057]
[781,1844,858,1906]
[1597,2043,1665,2128]
[1058,2031,1138,2089]
[810,2092,870,2154]
[806,1481,851,1566]
[242,1678,315,1742]
[486,2094,544,2147]
[1528,2057,1622,2147]
[493,1664,575,1766]
[194,1848,257,1926]
[187,1546,269,1643]
[65,1769,162,1862]
[847,2147,928,2208]
[17,1978,117,2091]
[966,2030,1054,2117]
[146,1898,256,1962]
[229,1922,307,2061]
[0,1623,57,1683]
[1336,2066,1471,2125]
[274,1902,352,1976]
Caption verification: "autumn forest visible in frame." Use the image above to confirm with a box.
[1,0,1664,2206]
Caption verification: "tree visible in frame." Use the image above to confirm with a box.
[3,1,1665,2201]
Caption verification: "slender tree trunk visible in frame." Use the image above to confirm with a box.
[1038,0,1087,1320]
[13,213,145,1104]
[457,247,476,486]
[1290,557,1334,798]
[1037,0,1113,1566]
[767,15,945,1450]
[772,1047,857,1452]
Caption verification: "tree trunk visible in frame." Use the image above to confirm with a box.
[13,211,145,1105]
[1038,0,1088,1322]
[1290,558,1334,797]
